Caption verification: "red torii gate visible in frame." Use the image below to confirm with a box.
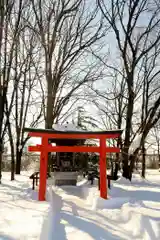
[24,128,122,201]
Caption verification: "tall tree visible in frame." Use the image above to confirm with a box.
[13,26,44,174]
[0,0,44,177]
[3,0,29,179]
[0,0,5,183]
[98,0,160,179]
[30,0,106,129]
[0,0,24,182]
[128,44,160,176]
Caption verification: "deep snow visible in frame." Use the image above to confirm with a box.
[0,170,160,239]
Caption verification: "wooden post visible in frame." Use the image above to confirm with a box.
[39,137,48,201]
[32,178,35,190]
[57,152,60,167]
[36,172,39,186]
[100,137,107,199]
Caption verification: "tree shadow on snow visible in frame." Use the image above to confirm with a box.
[65,200,79,216]
[139,214,160,240]
[115,180,160,190]
[111,185,160,203]
[0,182,39,202]
[64,199,135,238]
[0,234,16,240]
[1,183,22,191]
[61,211,120,240]
[141,202,160,212]
[58,198,160,240]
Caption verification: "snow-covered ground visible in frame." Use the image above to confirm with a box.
[0,170,160,240]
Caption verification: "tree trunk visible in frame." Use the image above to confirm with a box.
[122,85,134,179]
[114,162,119,179]
[45,76,54,129]
[0,150,2,184]
[0,86,4,184]
[114,137,121,178]
[128,129,149,180]
[122,163,130,179]
[141,145,146,178]
[110,160,114,176]
[8,123,15,180]
[10,139,15,180]
[45,77,54,172]
[157,141,160,170]
[129,154,136,180]
[0,137,4,183]
[16,148,22,174]
[11,149,15,180]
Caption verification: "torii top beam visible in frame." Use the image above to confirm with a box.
[24,127,123,140]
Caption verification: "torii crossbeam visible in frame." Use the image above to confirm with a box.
[24,128,123,201]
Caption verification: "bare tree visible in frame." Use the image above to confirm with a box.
[14,28,44,174]
[88,70,127,177]
[126,44,160,176]
[0,0,6,183]
[97,0,160,179]
[28,0,106,129]
[0,0,5,183]
[0,0,25,182]
[0,0,44,178]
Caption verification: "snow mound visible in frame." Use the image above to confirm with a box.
[77,179,88,186]
[120,201,160,239]
[116,174,149,185]
[116,176,131,185]
[85,188,99,206]
[122,200,144,209]
[131,174,149,185]
[92,197,130,210]
[40,187,63,240]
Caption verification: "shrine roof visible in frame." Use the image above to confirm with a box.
[24,127,123,135]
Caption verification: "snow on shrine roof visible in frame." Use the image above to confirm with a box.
[53,123,84,132]
[24,126,123,135]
